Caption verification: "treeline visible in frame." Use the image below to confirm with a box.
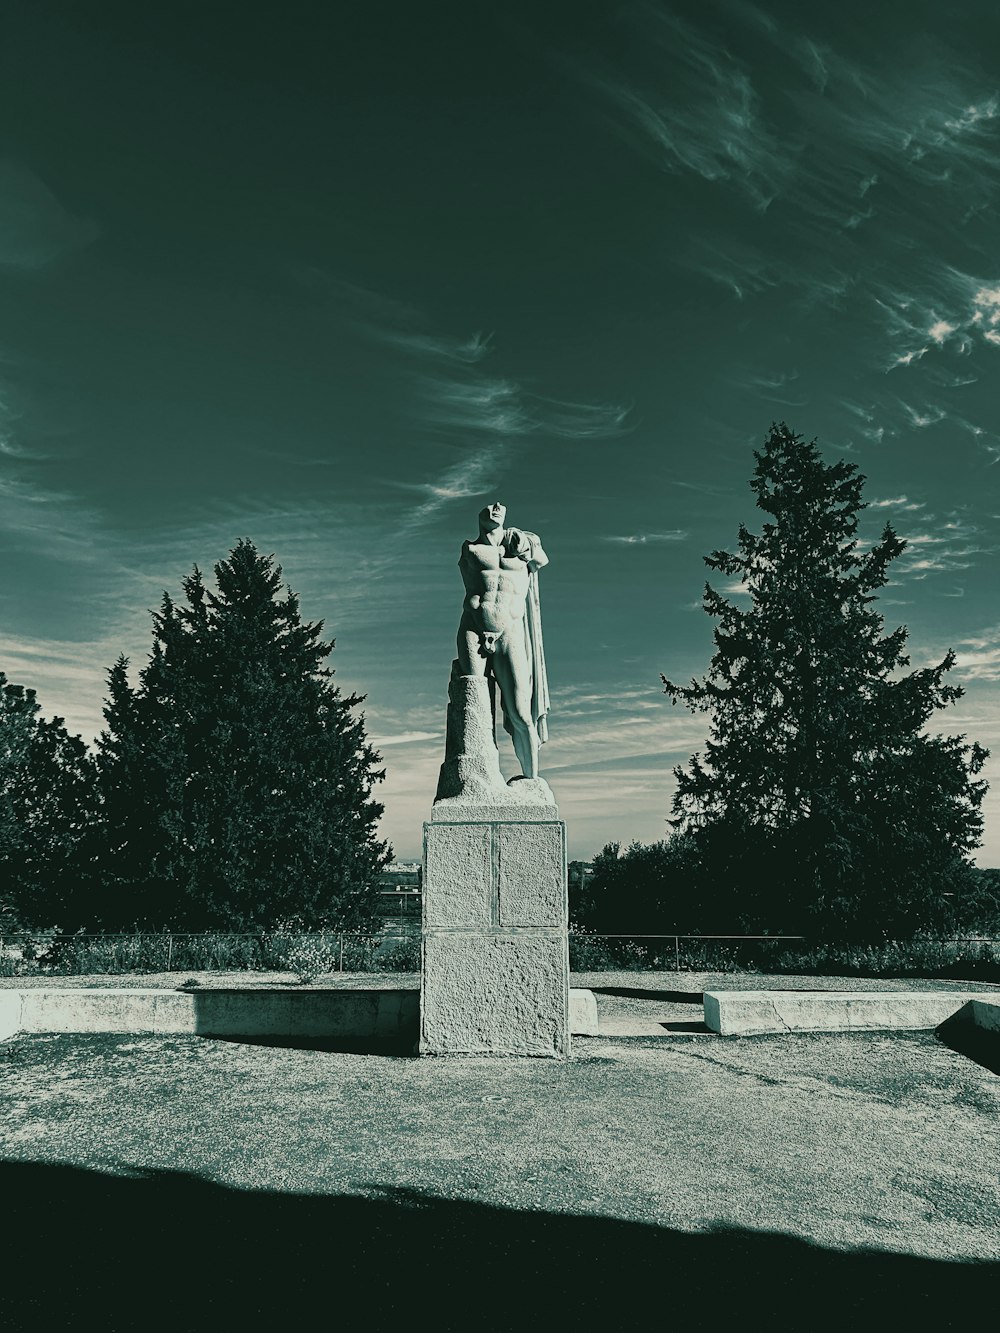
[3,426,995,948]
[574,425,992,944]
[1,541,390,933]
[571,838,1000,941]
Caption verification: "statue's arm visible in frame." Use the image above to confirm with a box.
[458,543,483,626]
[506,528,548,572]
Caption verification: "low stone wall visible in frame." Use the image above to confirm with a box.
[968,997,1000,1034]
[0,987,599,1042]
[703,990,1000,1036]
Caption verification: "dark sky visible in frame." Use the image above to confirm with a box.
[1,0,997,861]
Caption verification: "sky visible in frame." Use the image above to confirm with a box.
[1,0,998,864]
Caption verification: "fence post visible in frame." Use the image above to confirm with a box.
[339,934,344,972]
[166,934,173,971]
[674,935,680,972]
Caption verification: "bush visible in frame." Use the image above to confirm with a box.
[568,928,747,972]
[566,929,1000,979]
[278,934,342,984]
[771,935,1000,982]
[0,929,389,977]
[376,938,421,971]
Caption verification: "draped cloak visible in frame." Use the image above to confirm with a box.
[497,527,550,746]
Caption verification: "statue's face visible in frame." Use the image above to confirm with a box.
[479,501,506,529]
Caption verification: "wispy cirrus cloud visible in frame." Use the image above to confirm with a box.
[0,160,100,270]
[0,634,122,741]
[719,579,751,598]
[952,626,1000,681]
[578,1,1000,240]
[603,530,689,545]
[840,400,886,445]
[735,0,1000,221]
[295,272,630,532]
[368,730,441,747]
[728,366,808,408]
[869,496,926,512]
[879,268,1000,372]
[881,508,996,582]
[665,475,735,498]
[900,402,947,430]
[690,234,856,308]
[396,335,630,453]
[580,6,789,211]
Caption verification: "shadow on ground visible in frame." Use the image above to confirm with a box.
[1,1160,995,1328]
[937,1018,1000,1076]
[589,986,703,1003]
[209,1034,416,1055]
[208,1033,418,1055]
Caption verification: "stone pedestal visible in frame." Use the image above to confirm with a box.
[420,812,570,1056]
[420,661,570,1057]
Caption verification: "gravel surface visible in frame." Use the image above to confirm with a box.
[5,966,1000,994]
[0,968,420,989]
[2,1011,999,1327]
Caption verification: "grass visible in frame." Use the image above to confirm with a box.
[3,928,997,983]
[0,929,421,980]
[567,930,1000,981]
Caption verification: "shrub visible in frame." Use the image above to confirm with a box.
[376,938,421,971]
[279,934,342,984]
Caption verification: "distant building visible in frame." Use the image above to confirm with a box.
[378,861,421,929]
[379,861,422,891]
[568,861,593,891]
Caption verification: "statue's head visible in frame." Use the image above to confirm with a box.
[478,501,506,531]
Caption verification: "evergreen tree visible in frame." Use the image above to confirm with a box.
[570,835,704,934]
[96,540,391,929]
[0,673,99,927]
[662,423,988,940]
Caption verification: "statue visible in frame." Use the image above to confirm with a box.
[434,501,552,804]
[422,502,568,1058]
[457,501,550,777]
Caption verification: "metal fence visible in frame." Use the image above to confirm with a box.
[567,933,807,970]
[1,929,420,975]
[4,928,999,978]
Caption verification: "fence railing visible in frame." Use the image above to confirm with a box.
[4,929,999,979]
[1,929,419,976]
[567,933,807,970]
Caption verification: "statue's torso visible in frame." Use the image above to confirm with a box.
[460,537,529,634]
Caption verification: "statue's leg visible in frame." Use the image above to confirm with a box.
[491,638,537,778]
[457,615,487,676]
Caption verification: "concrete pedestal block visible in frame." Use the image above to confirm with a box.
[0,991,22,1041]
[967,997,1000,1033]
[421,817,569,1056]
[569,988,599,1036]
[703,989,984,1035]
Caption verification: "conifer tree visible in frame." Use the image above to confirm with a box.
[662,424,988,939]
[96,541,390,929]
[0,673,99,927]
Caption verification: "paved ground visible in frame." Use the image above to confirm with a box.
[2,984,999,1329]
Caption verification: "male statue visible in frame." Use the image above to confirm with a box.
[456,501,550,779]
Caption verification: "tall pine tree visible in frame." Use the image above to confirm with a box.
[0,673,99,928]
[662,424,988,940]
[96,541,390,929]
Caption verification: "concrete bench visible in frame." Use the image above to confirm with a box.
[703,990,1000,1036]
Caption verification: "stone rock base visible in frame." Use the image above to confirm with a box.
[420,817,569,1057]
